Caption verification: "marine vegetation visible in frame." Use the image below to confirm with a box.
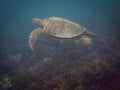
[0,74,13,89]
[6,53,115,90]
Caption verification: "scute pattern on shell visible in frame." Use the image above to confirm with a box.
[42,17,87,38]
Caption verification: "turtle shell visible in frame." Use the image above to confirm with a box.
[42,17,87,38]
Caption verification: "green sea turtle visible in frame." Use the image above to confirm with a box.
[28,17,105,50]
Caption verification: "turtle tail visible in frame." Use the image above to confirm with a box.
[29,28,42,50]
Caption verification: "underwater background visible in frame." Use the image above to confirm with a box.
[0,0,120,90]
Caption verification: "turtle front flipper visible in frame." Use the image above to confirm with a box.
[29,28,43,50]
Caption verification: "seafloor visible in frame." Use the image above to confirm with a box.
[0,34,120,90]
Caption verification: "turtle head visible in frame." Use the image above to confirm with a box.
[33,18,44,27]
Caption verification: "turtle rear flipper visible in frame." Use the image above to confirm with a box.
[79,36,93,46]
[29,28,43,50]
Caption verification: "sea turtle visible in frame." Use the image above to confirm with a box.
[28,17,99,50]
